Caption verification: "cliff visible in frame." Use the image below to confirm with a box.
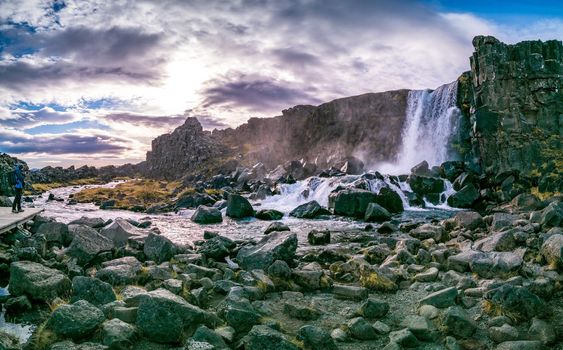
[458,36,562,191]
[145,90,409,179]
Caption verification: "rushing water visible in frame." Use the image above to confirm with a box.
[378,81,461,174]
[0,285,35,343]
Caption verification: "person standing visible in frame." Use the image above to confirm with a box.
[11,164,25,213]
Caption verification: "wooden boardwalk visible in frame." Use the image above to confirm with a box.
[0,207,44,234]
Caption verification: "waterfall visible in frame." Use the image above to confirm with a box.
[378,81,461,174]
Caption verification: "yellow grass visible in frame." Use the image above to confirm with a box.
[73,179,180,210]
[29,177,105,194]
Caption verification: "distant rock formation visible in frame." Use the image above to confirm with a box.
[144,90,409,179]
[458,36,562,191]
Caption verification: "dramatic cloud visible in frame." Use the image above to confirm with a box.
[0,0,560,167]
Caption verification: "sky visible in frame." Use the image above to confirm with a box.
[0,0,561,168]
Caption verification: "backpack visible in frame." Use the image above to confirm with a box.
[7,170,16,186]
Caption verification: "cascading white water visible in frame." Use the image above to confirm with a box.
[379,81,461,175]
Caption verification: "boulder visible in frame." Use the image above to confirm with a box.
[66,224,114,265]
[484,285,546,320]
[255,209,284,221]
[388,329,419,347]
[408,175,444,195]
[96,262,141,286]
[218,296,261,333]
[440,306,476,338]
[289,201,330,219]
[69,216,106,229]
[144,232,176,263]
[136,289,204,343]
[331,189,378,218]
[236,231,297,270]
[541,233,563,267]
[198,236,234,261]
[491,213,518,231]
[410,224,446,241]
[9,261,71,302]
[496,341,543,350]
[37,222,71,246]
[99,219,146,247]
[297,325,338,350]
[357,298,389,319]
[419,287,458,308]
[71,276,116,306]
[242,325,298,350]
[440,161,465,181]
[46,300,105,339]
[191,206,223,224]
[453,211,485,230]
[175,192,216,209]
[346,317,377,340]
[375,187,404,213]
[474,230,516,252]
[307,229,330,245]
[447,183,479,208]
[470,251,522,278]
[264,221,290,234]
[540,201,562,228]
[101,318,137,349]
[364,203,391,222]
[191,325,229,349]
[225,194,254,218]
[340,157,365,175]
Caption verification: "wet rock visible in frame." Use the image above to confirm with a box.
[440,306,476,338]
[408,175,444,196]
[484,285,546,321]
[101,318,137,349]
[488,323,519,343]
[199,236,233,261]
[419,286,457,308]
[0,329,20,350]
[528,318,556,344]
[9,261,71,302]
[375,187,404,213]
[346,317,377,340]
[255,209,284,221]
[440,161,465,181]
[264,221,290,235]
[307,229,330,245]
[71,276,116,306]
[236,231,297,270]
[242,325,298,350]
[191,206,223,224]
[67,224,114,265]
[388,328,418,347]
[69,216,106,229]
[447,183,479,208]
[297,325,338,350]
[192,325,229,349]
[541,233,562,267]
[136,288,204,343]
[289,200,330,219]
[357,298,389,319]
[4,296,32,316]
[46,300,105,339]
[144,232,176,264]
[331,189,377,218]
[333,284,368,301]
[226,194,254,218]
[364,203,391,222]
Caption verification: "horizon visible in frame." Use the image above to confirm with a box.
[0,0,561,169]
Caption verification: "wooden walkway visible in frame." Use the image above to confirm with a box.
[0,208,44,234]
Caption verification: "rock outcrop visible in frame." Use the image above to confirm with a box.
[144,91,409,180]
[458,36,562,190]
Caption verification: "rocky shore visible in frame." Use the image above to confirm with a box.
[0,174,561,349]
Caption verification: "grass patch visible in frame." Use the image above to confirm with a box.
[29,322,58,350]
[531,187,561,201]
[29,177,105,194]
[72,179,180,211]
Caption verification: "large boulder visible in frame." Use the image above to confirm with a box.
[9,261,71,302]
[136,289,204,343]
[255,209,284,221]
[447,183,479,208]
[69,216,106,229]
[95,257,142,286]
[408,175,445,195]
[541,234,563,267]
[191,205,223,224]
[242,325,298,350]
[66,224,114,265]
[100,219,146,247]
[375,187,404,213]
[71,276,116,306]
[236,231,297,270]
[331,189,377,218]
[364,202,391,222]
[484,285,546,320]
[440,306,476,338]
[36,222,71,246]
[289,201,330,219]
[46,300,105,339]
[226,194,254,218]
[144,232,176,264]
[470,251,522,278]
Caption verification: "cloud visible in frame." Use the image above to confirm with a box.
[0,106,81,128]
[201,74,322,113]
[0,129,130,155]
[104,113,186,129]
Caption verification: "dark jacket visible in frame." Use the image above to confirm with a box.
[14,166,25,189]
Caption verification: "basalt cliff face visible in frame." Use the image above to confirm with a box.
[145,90,409,179]
[458,36,562,191]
